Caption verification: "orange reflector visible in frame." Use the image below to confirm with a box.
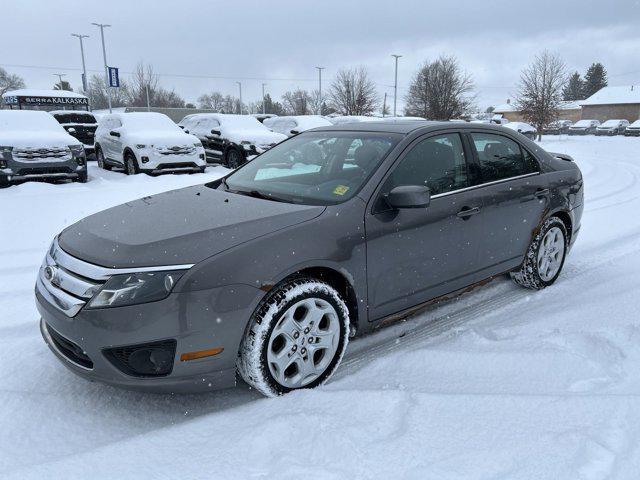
[180,347,224,362]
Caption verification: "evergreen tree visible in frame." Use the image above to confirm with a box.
[562,72,585,101]
[583,63,607,98]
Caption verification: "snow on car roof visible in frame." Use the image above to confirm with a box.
[581,85,640,106]
[266,115,332,129]
[0,109,66,132]
[119,112,181,131]
[2,89,88,99]
[600,120,625,127]
[503,122,536,133]
[572,120,597,126]
[630,119,640,127]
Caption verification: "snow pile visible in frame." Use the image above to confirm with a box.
[0,110,81,147]
[2,137,640,478]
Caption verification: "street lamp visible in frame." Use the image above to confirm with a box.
[53,73,66,89]
[262,83,267,115]
[92,23,112,113]
[391,54,402,117]
[71,33,89,91]
[236,81,243,114]
[315,67,325,115]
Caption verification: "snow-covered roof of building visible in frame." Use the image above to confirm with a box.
[493,100,581,113]
[2,89,88,99]
[581,86,640,106]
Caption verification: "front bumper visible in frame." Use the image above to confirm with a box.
[2,158,86,182]
[595,129,616,136]
[568,129,588,135]
[624,129,640,136]
[135,149,207,173]
[36,281,261,393]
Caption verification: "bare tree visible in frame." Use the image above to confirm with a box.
[198,91,226,111]
[127,62,185,108]
[328,67,379,115]
[53,80,73,92]
[282,89,312,115]
[404,55,474,120]
[515,51,566,140]
[83,74,129,110]
[0,67,26,103]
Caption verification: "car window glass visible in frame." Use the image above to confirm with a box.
[384,133,468,196]
[471,132,538,182]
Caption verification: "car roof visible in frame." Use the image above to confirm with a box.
[310,120,522,135]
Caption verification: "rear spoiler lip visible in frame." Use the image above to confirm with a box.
[549,152,574,162]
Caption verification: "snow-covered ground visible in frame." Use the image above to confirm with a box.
[1,136,640,479]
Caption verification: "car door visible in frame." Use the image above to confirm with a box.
[100,117,118,161]
[466,131,548,277]
[204,118,224,161]
[365,131,484,321]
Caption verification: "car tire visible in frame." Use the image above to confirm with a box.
[124,151,139,175]
[237,276,350,397]
[511,217,568,290]
[77,171,88,183]
[0,175,9,188]
[95,146,111,171]
[225,147,244,169]
[199,166,207,174]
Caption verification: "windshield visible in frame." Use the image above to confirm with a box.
[52,112,96,124]
[573,120,592,127]
[123,113,182,132]
[219,131,402,205]
[600,120,620,127]
[0,111,64,132]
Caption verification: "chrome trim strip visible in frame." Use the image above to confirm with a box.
[51,237,194,282]
[40,319,93,371]
[36,274,84,317]
[430,172,540,200]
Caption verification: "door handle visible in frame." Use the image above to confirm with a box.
[456,206,481,219]
[535,188,550,198]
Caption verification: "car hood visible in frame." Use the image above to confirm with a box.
[126,131,199,146]
[0,131,81,148]
[58,185,325,268]
[223,129,287,145]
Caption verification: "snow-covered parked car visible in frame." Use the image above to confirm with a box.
[264,115,332,136]
[568,119,600,135]
[595,119,629,136]
[327,115,383,125]
[543,120,572,135]
[50,110,98,157]
[180,114,286,168]
[0,110,87,187]
[94,112,207,175]
[623,119,640,136]
[504,121,537,140]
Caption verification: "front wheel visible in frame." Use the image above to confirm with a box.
[95,146,111,171]
[225,147,245,169]
[237,277,350,397]
[124,151,139,175]
[511,217,568,290]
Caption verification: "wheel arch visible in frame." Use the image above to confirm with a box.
[549,209,573,243]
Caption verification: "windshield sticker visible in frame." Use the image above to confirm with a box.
[333,185,349,196]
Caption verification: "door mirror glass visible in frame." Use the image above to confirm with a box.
[210,129,221,136]
[109,130,120,138]
[385,185,431,209]
[290,129,300,135]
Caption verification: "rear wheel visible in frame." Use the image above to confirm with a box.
[124,151,139,175]
[77,171,88,183]
[225,147,244,169]
[511,217,568,290]
[95,146,111,171]
[237,277,350,397]
[0,175,9,188]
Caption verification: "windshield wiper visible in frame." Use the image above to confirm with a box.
[233,189,289,203]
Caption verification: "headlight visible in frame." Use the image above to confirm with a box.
[193,142,202,148]
[0,146,12,161]
[136,144,147,149]
[86,270,186,309]
[69,144,85,155]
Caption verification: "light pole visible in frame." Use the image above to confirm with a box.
[261,83,267,114]
[71,33,89,91]
[92,22,112,113]
[236,81,243,114]
[53,73,66,89]
[391,54,402,117]
[315,66,325,115]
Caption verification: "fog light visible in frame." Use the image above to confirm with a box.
[141,156,149,163]
[103,339,176,377]
[0,160,6,168]
[199,153,205,160]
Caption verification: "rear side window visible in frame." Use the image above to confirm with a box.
[384,133,468,196]
[470,133,539,183]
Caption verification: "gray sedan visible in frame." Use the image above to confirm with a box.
[36,121,584,396]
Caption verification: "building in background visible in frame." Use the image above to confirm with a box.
[2,89,89,111]
[493,99,582,123]
[580,85,640,122]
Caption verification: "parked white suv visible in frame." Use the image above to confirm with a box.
[264,115,332,136]
[179,114,286,168]
[0,110,87,187]
[95,112,207,175]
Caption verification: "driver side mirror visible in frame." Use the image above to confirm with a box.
[385,185,431,209]
[210,129,221,136]
[109,130,121,138]
[290,129,300,136]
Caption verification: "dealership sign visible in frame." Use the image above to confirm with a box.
[108,67,120,87]
[3,95,89,106]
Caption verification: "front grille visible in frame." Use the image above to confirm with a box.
[13,147,71,161]
[104,340,177,377]
[47,324,94,369]
[16,166,74,176]
[156,145,195,156]
[156,162,199,170]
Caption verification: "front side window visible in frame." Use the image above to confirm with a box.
[383,133,468,196]
[220,132,401,205]
[470,132,539,183]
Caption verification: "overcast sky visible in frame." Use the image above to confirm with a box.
[2,0,640,112]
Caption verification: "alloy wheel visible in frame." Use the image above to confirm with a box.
[266,298,340,389]
[537,226,565,281]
